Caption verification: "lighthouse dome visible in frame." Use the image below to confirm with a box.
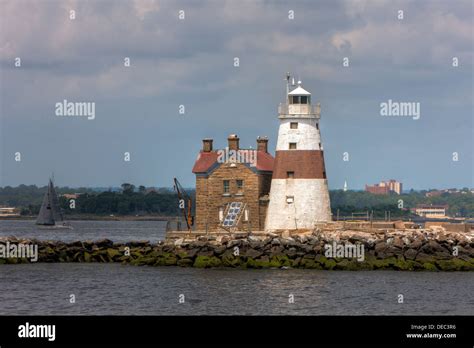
[288,84,312,107]
[288,86,311,96]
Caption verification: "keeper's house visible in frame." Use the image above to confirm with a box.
[192,134,274,232]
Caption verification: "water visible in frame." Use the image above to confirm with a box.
[0,263,473,315]
[0,220,167,243]
[1,220,473,316]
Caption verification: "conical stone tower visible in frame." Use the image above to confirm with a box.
[265,75,331,231]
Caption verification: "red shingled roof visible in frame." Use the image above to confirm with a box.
[192,152,219,173]
[255,151,274,171]
[192,150,274,174]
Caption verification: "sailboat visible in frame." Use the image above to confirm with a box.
[36,178,72,229]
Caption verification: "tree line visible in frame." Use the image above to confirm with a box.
[0,184,472,217]
[330,189,474,218]
[0,184,186,217]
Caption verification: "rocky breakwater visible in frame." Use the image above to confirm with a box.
[0,227,473,271]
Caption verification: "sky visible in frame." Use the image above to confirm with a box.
[0,0,472,190]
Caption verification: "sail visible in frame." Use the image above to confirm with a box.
[36,187,55,225]
[49,180,64,222]
[36,179,64,225]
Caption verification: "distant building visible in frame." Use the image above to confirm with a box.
[411,204,448,218]
[61,193,82,200]
[0,207,20,217]
[425,190,442,197]
[343,180,348,192]
[426,188,471,197]
[192,134,274,231]
[365,180,402,195]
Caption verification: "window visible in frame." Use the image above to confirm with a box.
[316,123,319,130]
[287,171,295,179]
[223,180,230,193]
[286,196,294,204]
[289,143,297,150]
[290,96,309,104]
[290,122,298,129]
[236,179,243,193]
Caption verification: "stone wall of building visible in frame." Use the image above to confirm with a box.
[195,176,209,231]
[195,163,269,232]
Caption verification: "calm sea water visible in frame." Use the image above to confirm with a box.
[0,220,167,242]
[0,264,473,315]
[0,220,473,315]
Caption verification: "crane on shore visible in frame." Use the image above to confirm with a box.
[173,178,194,233]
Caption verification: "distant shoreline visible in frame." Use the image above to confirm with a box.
[0,215,176,222]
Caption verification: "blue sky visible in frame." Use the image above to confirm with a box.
[0,0,472,190]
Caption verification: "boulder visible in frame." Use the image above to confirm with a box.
[271,238,281,246]
[300,258,322,269]
[287,247,297,258]
[410,239,423,250]
[95,239,114,248]
[197,250,214,257]
[375,242,387,253]
[227,240,241,248]
[422,262,438,271]
[126,240,150,248]
[415,252,433,263]
[177,258,193,267]
[213,245,227,255]
[393,237,404,249]
[270,246,284,255]
[435,259,472,271]
[280,237,296,247]
[106,248,121,260]
[184,248,200,259]
[174,238,184,246]
[193,256,222,268]
[221,250,241,267]
[404,248,418,260]
[244,248,263,259]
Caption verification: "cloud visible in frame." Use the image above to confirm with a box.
[0,0,472,187]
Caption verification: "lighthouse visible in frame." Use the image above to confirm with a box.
[265,74,331,231]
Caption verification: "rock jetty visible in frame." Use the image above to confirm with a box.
[1,227,473,271]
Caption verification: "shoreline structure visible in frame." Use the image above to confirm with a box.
[1,222,473,271]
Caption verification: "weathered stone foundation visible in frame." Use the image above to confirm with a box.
[1,227,473,271]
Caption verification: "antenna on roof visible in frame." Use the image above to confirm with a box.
[286,72,290,95]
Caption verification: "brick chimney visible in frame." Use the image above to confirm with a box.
[227,134,239,151]
[202,138,213,152]
[256,136,268,153]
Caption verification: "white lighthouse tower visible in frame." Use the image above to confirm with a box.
[265,74,331,231]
